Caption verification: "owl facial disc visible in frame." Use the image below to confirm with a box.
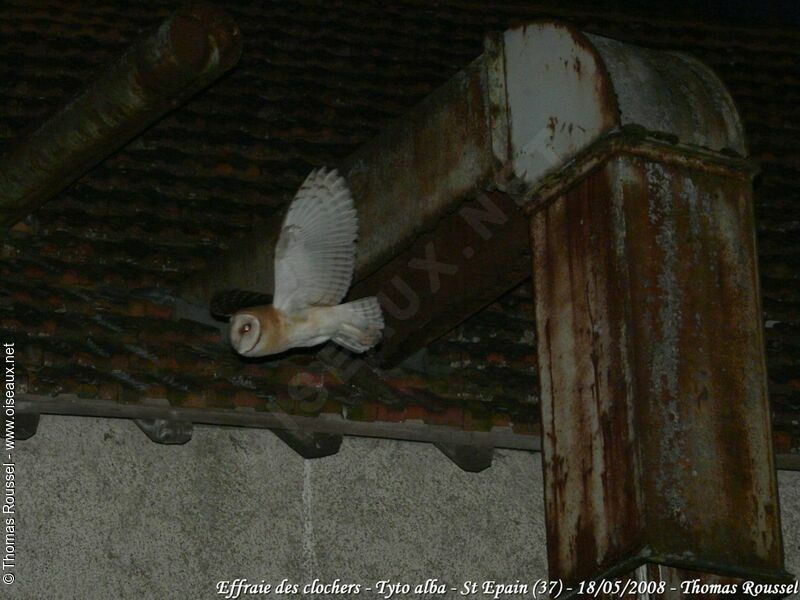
[230,313,261,356]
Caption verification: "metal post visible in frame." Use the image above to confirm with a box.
[529,142,791,596]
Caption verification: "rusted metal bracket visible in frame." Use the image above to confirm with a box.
[1,413,40,441]
[134,418,193,445]
[434,442,494,473]
[270,429,343,459]
[0,3,242,226]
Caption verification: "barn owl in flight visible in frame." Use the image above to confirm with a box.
[226,168,384,357]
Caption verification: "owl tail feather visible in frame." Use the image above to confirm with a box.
[332,297,384,353]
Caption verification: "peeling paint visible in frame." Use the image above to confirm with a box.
[645,161,687,525]
[587,34,745,156]
[533,152,785,587]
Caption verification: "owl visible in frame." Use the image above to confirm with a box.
[223,168,384,357]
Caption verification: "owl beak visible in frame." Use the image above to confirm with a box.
[242,333,259,355]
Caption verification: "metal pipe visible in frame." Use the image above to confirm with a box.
[0,3,242,226]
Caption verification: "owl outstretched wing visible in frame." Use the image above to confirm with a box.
[273,167,358,312]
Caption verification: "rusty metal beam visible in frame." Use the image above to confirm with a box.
[349,191,530,364]
[532,145,793,596]
[0,3,242,226]
[181,21,747,368]
[182,56,524,367]
[184,56,497,301]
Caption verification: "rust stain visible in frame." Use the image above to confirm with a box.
[533,167,643,584]
[533,151,784,587]
[620,154,781,569]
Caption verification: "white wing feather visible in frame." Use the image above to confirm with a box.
[273,168,358,312]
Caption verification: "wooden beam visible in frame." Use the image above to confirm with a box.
[16,392,800,475]
[17,392,539,452]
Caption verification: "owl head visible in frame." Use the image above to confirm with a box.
[229,312,261,356]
